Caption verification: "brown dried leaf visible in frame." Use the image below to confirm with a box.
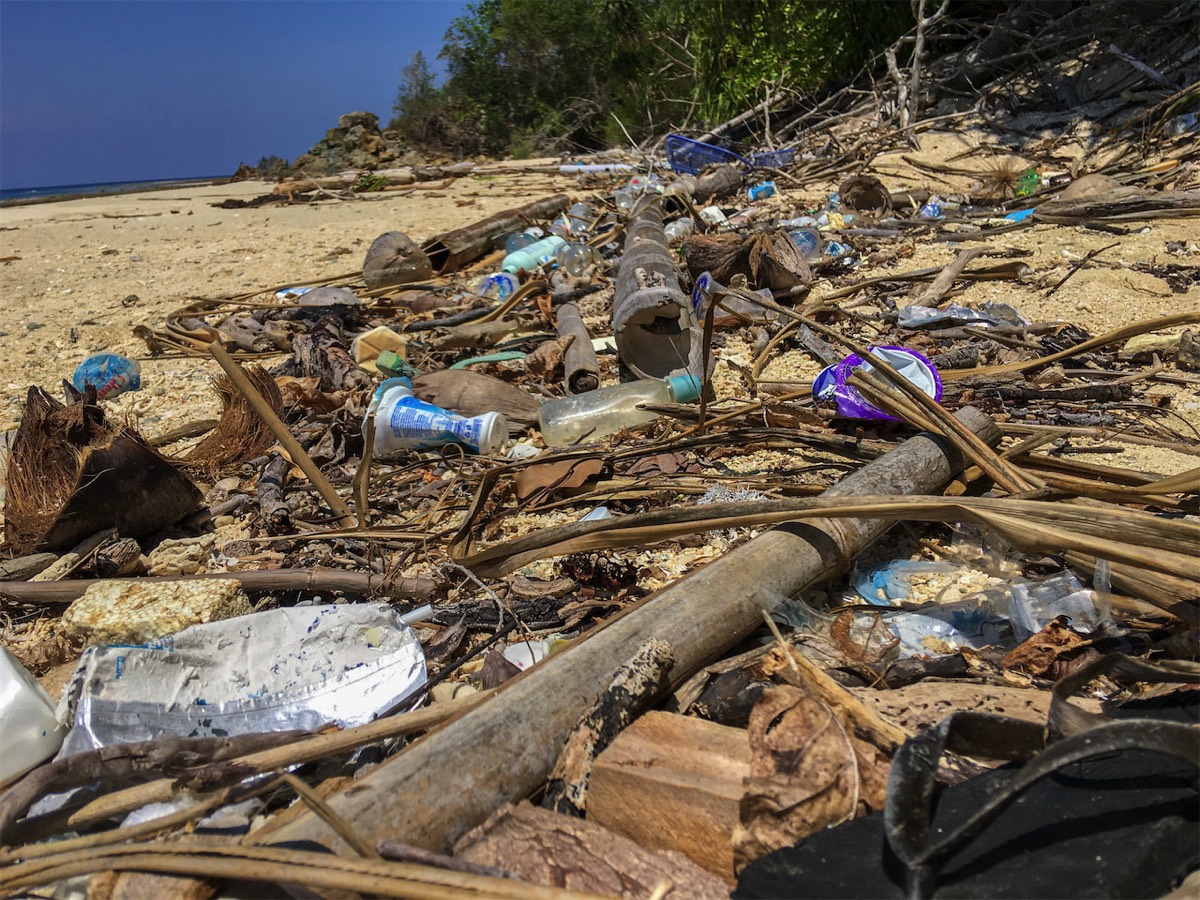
[276,376,347,413]
[513,457,605,502]
[733,684,889,870]
[524,334,574,381]
[1001,616,1095,677]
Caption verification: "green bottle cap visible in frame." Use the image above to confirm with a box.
[667,374,702,403]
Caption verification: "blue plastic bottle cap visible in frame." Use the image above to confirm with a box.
[667,375,702,403]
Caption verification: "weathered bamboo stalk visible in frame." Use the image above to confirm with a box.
[266,406,1000,854]
[554,303,600,394]
[612,201,706,379]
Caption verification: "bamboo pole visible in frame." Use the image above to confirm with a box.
[264,406,1001,855]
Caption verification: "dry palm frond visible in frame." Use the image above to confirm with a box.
[451,494,1200,618]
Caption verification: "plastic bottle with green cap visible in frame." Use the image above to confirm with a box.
[537,375,701,446]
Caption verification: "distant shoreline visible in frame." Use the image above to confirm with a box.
[0,176,234,209]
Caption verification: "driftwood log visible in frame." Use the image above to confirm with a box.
[422,194,570,274]
[256,454,294,535]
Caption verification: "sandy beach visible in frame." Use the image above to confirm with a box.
[1,140,1197,477]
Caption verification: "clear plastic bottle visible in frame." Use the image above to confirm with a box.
[555,242,592,277]
[663,217,695,244]
[504,227,544,254]
[538,375,701,446]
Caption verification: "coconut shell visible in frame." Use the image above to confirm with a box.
[363,231,435,289]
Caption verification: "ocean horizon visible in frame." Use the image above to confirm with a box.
[0,175,229,204]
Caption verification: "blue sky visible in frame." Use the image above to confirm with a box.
[0,0,469,189]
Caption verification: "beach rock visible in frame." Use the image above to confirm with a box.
[144,533,216,577]
[292,110,418,175]
[61,579,251,645]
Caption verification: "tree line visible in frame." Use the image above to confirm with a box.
[390,0,914,158]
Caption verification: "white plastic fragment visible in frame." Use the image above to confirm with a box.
[0,646,67,782]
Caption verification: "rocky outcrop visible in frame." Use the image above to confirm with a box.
[290,111,422,176]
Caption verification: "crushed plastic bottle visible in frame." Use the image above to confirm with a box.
[72,353,141,400]
[365,378,507,456]
[788,228,821,259]
[918,197,944,219]
[748,180,776,201]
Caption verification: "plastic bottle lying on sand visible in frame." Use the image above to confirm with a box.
[538,375,701,446]
[365,378,507,456]
[502,235,567,274]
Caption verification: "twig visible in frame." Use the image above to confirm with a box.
[1043,241,1121,299]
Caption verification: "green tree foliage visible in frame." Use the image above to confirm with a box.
[390,51,450,147]
[404,0,911,157]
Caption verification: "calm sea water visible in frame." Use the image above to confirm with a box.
[0,176,226,203]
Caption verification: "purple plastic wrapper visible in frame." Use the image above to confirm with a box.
[813,346,942,421]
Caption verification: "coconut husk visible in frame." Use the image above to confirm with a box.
[685,232,811,292]
[684,233,751,285]
[411,369,540,433]
[175,367,283,477]
[4,387,202,554]
[747,232,812,292]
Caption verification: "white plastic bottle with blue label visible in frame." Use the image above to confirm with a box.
[365,378,507,456]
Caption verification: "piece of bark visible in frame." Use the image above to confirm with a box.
[92,537,143,577]
[412,369,540,431]
[1178,330,1200,371]
[453,802,729,900]
[525,335,574,382]
[291,316,372,393]
[555,303,600,394]
[0,553,57,580]
[588,711,751,883]
[216,315,277,353]
[256,453,294,535]
[29,530,116,582]
[909,247,987,307]
[542,639,674,817]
